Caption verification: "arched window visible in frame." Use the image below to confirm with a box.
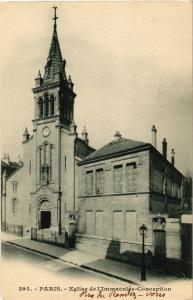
[44,93,49,117]
[50,145,53,181]
[38,97,43,118]
[50,95,55,115]
[44,143,48,164]
[12,198,17,214]
[39,143,54,183]
[39,147,42,181]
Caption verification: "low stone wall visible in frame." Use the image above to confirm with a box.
[3,223,23,237]
[75,234,188,276]
[76,234,153,268]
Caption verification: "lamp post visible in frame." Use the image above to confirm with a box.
[139,224,148,281]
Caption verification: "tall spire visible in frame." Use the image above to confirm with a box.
[43,7,66,83]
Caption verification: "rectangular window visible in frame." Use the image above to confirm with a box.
[162,173,167,195]
[12,182,17,192]
[167,176,172,196]
[86,211,94,235]
[113,165,123,193]
[113,211,123,240]
[95,211,103,236]
[126,163,136,192]
[96,169,104,195]
[29,204,31,214]
[86,171,93,195]
[178,184,181,198]
[172,181,178,197]
[125,211,137,242]
[174,182,178,197]
[12,198,17,214]
[171,180,174,196]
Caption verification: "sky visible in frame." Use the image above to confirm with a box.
[1,2,192,175]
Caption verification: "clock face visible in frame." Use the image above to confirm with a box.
[42,127,50,137]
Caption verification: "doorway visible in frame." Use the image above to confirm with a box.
[154,230,166,257]
[154,230,166,267]
[40,211,51,229]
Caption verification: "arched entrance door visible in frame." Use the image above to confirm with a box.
[38,200,51,229]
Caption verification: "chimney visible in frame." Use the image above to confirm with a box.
[81,126,89,145]
[151,125,157,148]
[162,138,167,159]
[23,127,30,143]
[3,153,10,164]
[171,149,175,166]
[114,131,122,142]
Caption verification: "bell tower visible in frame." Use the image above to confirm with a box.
[30,8,78,234]
[32,7,76,127]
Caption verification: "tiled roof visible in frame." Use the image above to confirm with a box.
[75,138,95,160]
[81,137,147,163]
[43,23,65,84]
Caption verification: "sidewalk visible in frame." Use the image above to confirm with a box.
[1,232,178,286]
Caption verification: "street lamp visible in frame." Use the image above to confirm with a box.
[139,224,148,281]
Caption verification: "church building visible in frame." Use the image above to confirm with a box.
[2,8,191,275]
[2,8,94,237]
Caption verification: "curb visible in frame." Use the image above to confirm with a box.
[4,240,140,286]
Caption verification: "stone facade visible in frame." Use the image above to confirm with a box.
[2,9,191,274]
[2,14,94,237]
[76,142,185,268]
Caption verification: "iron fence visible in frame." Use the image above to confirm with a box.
[31,227,66,247]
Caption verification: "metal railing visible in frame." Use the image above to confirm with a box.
[31,227,66,247]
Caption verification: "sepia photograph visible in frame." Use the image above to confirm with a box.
[1,2,192,300]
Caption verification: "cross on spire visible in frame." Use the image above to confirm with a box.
[53,6,58,30]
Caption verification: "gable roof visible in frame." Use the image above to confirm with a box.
[79,137,147,164]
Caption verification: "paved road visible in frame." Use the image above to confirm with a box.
[2,241,132,300]
[2,241,121,283]
[1,242,192,300]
